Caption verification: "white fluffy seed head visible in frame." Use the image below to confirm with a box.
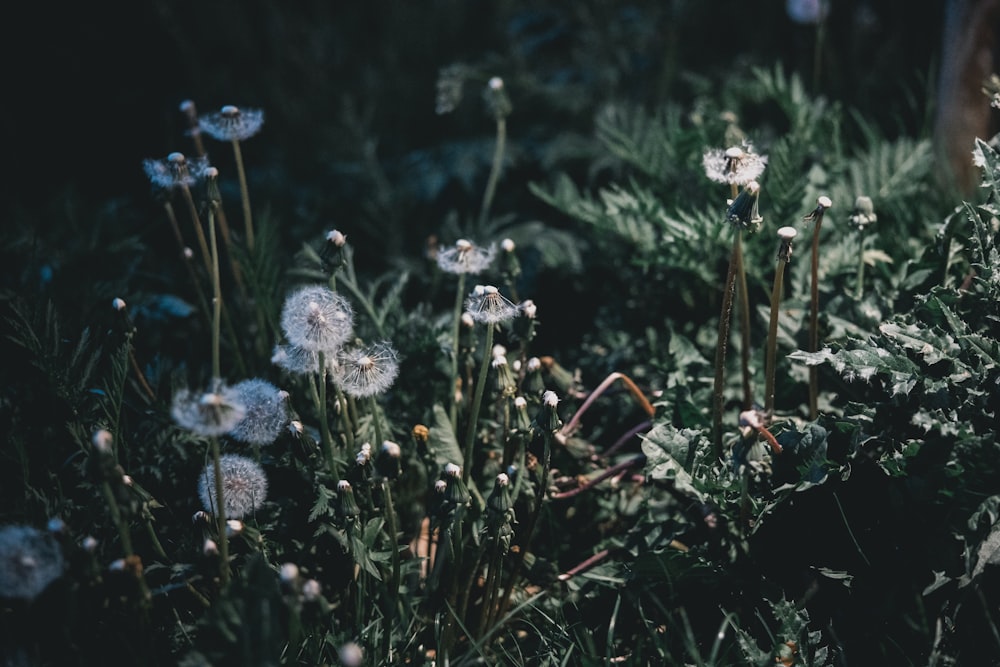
[172,383,246,437]
[0,525,65,600]
[280,285,354,353]
[228,378,289,446]
[197,454,268,519]
[333,341,400,398]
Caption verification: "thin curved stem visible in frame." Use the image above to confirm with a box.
[809,218,823,419]
[230,138,254,251]
[764,260,787,414]
[560,372,655,438]
[712,234,741,460]
[463,322,494,483]
[478,117,507,228]
[449,274,467,432]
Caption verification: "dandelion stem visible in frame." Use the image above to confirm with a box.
[179,184,213,277]
[764,259,788,414]
[230,138,254,251]
[317,351,338,478]
[855,226,867,301]
[449,273,467,432]
[734,234,754,409]
[210,437,231,586]
[712,233,741,460]
[381,479,400,659]
[208,205,222,382]
[463,322,495,483]
[560,371,655,438]
[101,480,134,557]
[809,214,824,420]
[479,117,507,228]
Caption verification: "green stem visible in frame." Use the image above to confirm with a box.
[180,183,213,277]
[855,227,866,301]
[764,260,787,414]
[208,205,222,381]
[231,138,254,251]
[734,233,754,409]
[479,117,507,229]
[317,351,338,478]
[449,273,467,432]
[463,322,495,483]
[712,233,741,460]
[101,481,134,557]
[335,385,356,452]
[210,437,230,585]
[381,480,400,657]
[809,218,823,420]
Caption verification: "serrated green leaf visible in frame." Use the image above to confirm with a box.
[878,322,959,365]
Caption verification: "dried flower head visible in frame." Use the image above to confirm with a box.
[280,285,355,353]
[436,239,496,275]
[465,285,519,324]
[302,578,322,601]
[326,229,347,247]
[198,454,268,519]
[112,297,126,311]
[199,105,265,142]
[143,152,210,189]
[334,341,400,397]
[702,143,768,186]
[172,382,246,437]
[229,379,289,446]
[0,525,65,600]
[726,181,764,232]
[484,76,513,119]
[849,195,878,230]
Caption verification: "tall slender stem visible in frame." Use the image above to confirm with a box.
[764,261,787,414]
[210,437,230,586]
[809,220,822,420]
[479,117,507,228]
[317,351,338,478]
[381,479,400,657]
[230,138,254,251]
[463,323,495,483]
[208,206,222,382]
[448,274,467,432]
[712,234,741,460]
[179,184,213,277]
[855,227,867,301]
[734,234,754,409]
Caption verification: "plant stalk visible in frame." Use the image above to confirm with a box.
[463,321,495,483]
[712,233,742,460]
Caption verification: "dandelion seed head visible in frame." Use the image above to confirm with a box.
[143,153,210,189]
[436,239,496,275]
[198,454,268,519]
[280,285,354,353]
[229,378,289,446]
[334,341,400,397]
[0,525,64,600]
[199,105,265,141]
[465,284,519,324]
[172,383,246,437]
[702,142,768,186]
[272,343,337,376]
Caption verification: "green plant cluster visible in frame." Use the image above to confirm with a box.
[2,33,999,667]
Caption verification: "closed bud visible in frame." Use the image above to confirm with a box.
[376,440,402,480]
[336,481,361,519]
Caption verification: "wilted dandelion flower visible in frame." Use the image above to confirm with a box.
[0,525,65,600]
[436,239,496,275]
[229,379,289,446]
[849,196,878,230]
[172,382,246,437]
[465,285,519,324]
[280,285,354,353]
[702,143,768,186]
[143,152,210,189]
[198,105,265,142]
[198,454,268,518]
[334,341,400,397]
[726,181,764,232]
